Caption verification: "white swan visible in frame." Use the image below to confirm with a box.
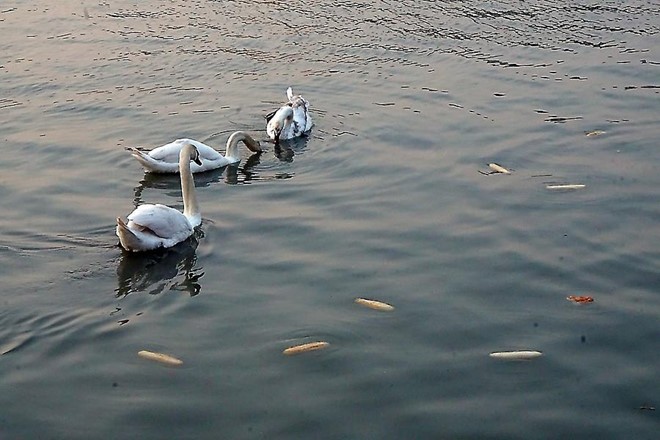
[266,87,312,144]
[129,131,262,174]
[116,142,203,252]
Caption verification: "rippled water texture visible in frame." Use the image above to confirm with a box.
[1,1,659,438]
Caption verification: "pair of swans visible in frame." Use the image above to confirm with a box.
[117,132,262,252]
[128,87,312,175]
[116,87,312,252]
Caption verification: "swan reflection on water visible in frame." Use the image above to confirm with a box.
[225,152,262,184]
[118,148,262,296]
[273,134,310,163]
[131,152,263,208]
[115,231,204,297]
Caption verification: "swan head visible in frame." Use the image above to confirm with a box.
[224,131,263,160]
[266,105,294,145]
[181,143,202,166]
[227,131,262,154]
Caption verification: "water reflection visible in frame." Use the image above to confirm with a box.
[225,152,262,184]
[273,134,311,163]
[115,232,204,297]
[132,152,263,207]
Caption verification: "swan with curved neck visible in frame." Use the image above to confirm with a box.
[129,131,262,173]
[266,87,312,145]
[116,143,203,252]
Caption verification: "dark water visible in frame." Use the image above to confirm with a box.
[1,1,659,438]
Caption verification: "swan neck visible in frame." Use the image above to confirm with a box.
[180,146,201,226]
[276,105,292,118]
[225,132,245,158]
[272,106,293,126]
[226,131,262,156]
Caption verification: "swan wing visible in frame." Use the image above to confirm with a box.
[292,103,311,134]
[127,204,193,238]
[116,217,164,252]
[285,88,312,137]
[132,139,227,173]
[289,96,312,137]
[149,139,222,162]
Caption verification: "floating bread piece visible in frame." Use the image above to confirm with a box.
[138,350,183,366]
[585,130,606,137]
[489,350,543,360]
[488,163,511,174]
[355,298,395,311]
[283,341,329,356]
[546,184,586,190]
[567,295,594,303]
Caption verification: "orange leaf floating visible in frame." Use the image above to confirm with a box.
[567,295,594,303]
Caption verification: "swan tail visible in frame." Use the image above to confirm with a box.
[286,87,294,101]
[129,148,170,173]
[116,217,143,252]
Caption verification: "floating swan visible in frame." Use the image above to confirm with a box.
[129,131,262,173]
[116,142,203,252]
[266,87,312,144]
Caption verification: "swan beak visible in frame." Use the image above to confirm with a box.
[193,157,202,166]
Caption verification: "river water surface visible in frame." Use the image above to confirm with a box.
[1,1,659,439]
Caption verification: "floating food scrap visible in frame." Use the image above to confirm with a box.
[355,298,395,311]
[488,163,511,174]
[489,350,543,360]
[567,295,594,303]
[480,162,512,175]
[283,341,329,356]
[137,350,183,367]
[585,130,606,137]
[546,184,586,190]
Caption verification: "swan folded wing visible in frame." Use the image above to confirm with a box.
[291,103,312,136]
[149,139,222,162]
[127,204,193,238]
[288,94,312,135]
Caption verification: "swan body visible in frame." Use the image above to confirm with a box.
[129,131,261,174]
[266,87,312,144]
[117,143,202,252]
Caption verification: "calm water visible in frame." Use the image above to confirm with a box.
[1,0,659,438]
